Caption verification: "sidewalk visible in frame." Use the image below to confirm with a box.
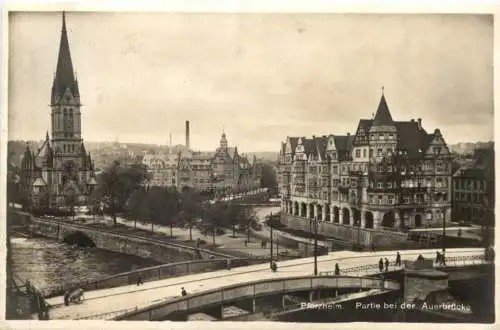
[69,206,293,258]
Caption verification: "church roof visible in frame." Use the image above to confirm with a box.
[51,12,79,104]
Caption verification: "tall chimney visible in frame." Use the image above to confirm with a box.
[185,120,190,150]
[417,118,422,130]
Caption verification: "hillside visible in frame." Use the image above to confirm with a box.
[448,141,494,155]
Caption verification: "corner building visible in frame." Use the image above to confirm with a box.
[20,13,96,209]
[278,93,453,230]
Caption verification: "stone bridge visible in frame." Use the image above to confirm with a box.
[113,275,401,321]
[42,248,487,320]
[26,216,239,264]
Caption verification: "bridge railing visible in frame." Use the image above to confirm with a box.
[318,253,488,276]
[112,275,400,321]
[43,257,268,299]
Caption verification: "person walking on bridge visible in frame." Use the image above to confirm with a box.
[395,252,401,267]
[181,287,187,297]
[334,263,340,276]
[384,258,389,272]
[378,258,384,272]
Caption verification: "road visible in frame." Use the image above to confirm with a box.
[44,247,484,320]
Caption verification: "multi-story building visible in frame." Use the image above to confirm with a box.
[452,147,495,225]
[278,92,453,230]
[20,13,96,209]
[143,126,261,195]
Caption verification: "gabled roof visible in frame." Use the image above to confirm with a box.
[333,135,353,152]
[372,93,393,125]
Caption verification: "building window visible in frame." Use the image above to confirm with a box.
[355,149,361,158]
[388,182,393,189]
[378,195,383,205]
[332,165,338,174]
[363,149,367,158]
[369,149,373,157]
[377,182,383,189]
[388,195,394,204]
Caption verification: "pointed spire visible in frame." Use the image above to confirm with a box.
[46,131,50,141]
[52,11,79,104]
[373,89,393,125]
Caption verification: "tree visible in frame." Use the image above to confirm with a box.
[125,187,149,229]
[178,187,204,241]
[64,188,77,221]
[94,161,150,226]
[200,202,227,247]
[144,186,180,236]
[260,163,278,196]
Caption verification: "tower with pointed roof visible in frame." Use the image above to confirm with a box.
[20,12,95,210]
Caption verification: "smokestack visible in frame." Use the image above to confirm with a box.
[169,133,172,148]
[185,120,190,150]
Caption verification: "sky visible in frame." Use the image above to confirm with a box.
[8,12,494,152]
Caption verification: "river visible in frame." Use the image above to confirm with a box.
[10,234,161,294]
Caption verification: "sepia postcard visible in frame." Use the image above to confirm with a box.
[1,2,498,329]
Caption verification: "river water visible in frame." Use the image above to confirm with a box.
[10,235,160,294]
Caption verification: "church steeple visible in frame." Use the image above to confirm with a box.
[51,11,79,104]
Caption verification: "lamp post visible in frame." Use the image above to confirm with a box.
[441,206,446,253]
[314,215,318,276]
[269,212,274,268]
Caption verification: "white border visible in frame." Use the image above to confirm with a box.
[1,1,499,329]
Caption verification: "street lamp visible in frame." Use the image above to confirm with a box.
[441,206,446,253]
[313,215,318,276]
[269,212,274,268]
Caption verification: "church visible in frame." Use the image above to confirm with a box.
[20,12,96,210]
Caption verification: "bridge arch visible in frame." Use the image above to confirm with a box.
[114,276,400,321]
[63,231,96,248]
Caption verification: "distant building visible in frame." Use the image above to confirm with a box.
[452,147,495,225]
[20,13,96,209]
[142,131,261,194]
[278,91,453,230]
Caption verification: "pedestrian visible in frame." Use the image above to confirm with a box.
[440,252,446,266]
[384,258,389,272]
[378,258,384,272]
[334,263,340,276]
[371,242,376,252]
[136,274,143,286]
[244,240,248,247]
[435,251,441,264]
[396,252,401,267]
[63,290,70,306]
[181,287,187,296]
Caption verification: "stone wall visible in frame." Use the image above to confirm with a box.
[403,270,449,304]
[281,214,409,248]
[26,216,233,264]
